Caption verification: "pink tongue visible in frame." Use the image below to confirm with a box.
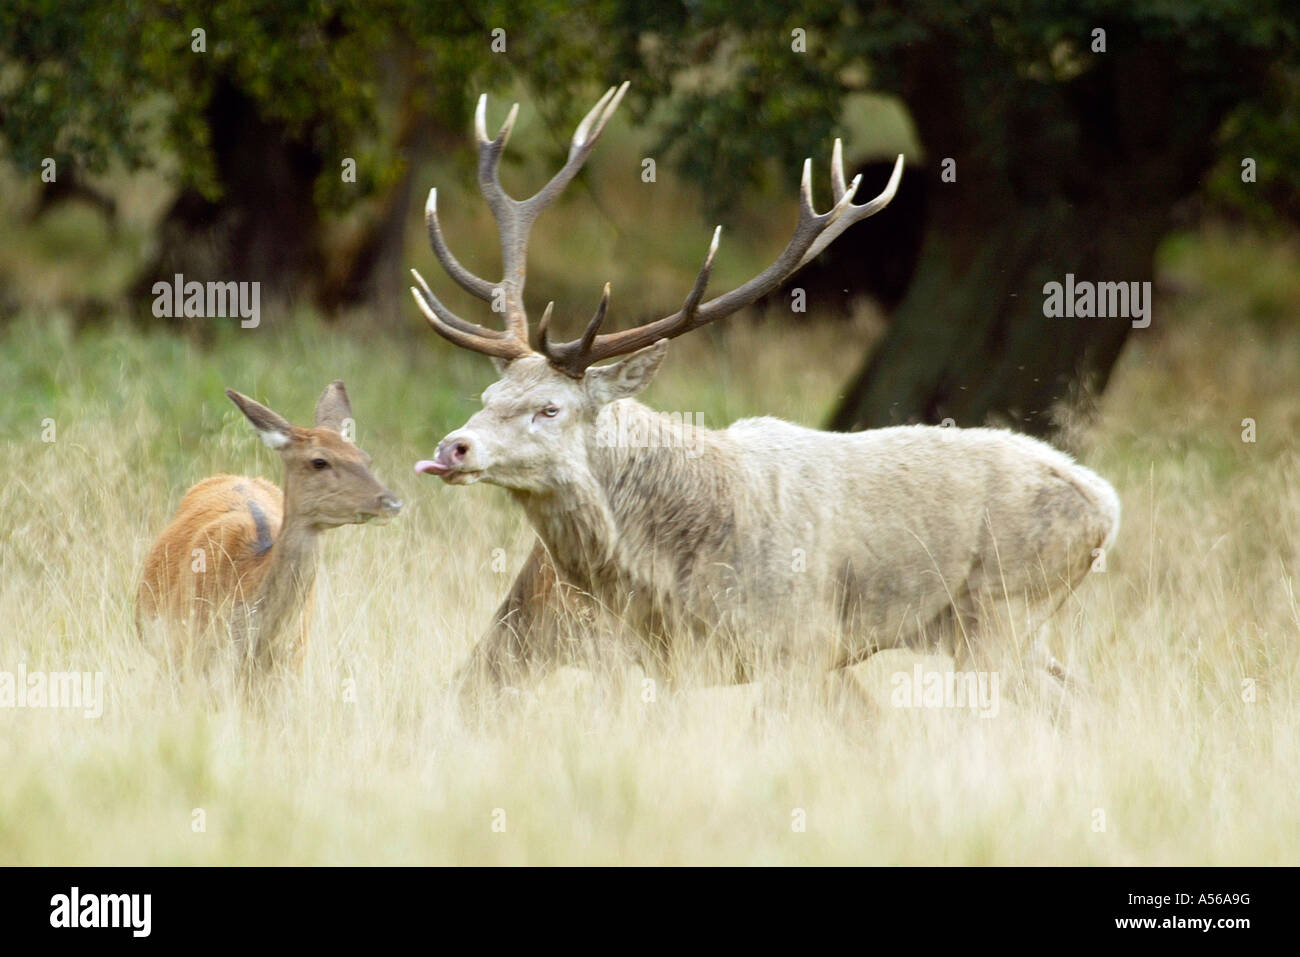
[414,459,449,476]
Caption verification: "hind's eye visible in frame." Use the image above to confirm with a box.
[311,458,330,470]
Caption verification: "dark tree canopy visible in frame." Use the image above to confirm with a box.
[0,0,624,316]
[617,0,1300,436]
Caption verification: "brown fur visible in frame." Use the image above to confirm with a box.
[136,383,400,674]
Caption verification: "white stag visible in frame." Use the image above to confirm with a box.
[411,84,1119,710]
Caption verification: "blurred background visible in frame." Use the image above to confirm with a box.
[2,0,1297,438]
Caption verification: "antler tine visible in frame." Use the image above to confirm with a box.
[535,301,556,341]
[570,84,621,156]
[473,93,520,235]
[471,85,630,350]
[475,94,520,147]
[417,85,634,361]
[796,151,904,269]
[830,138,848,201]
[581,284,612,353]
[523,82,629,219]
[681,162,858,321]
[425,189,497,301]
[541,283,614,377]
[540,227,721,374]
[410,270,527,361]
[539,146,901,374]
[475,83,628,222]
[475,96,520,212]
[681,226,722,320]
[410,269,505,339]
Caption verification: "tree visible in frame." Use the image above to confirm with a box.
[0,0,621,323]
[619,0,1300,437]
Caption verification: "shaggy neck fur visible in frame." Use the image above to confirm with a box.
[245,487,320,665]
[513,400,740,626]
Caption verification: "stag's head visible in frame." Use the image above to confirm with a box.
[411,84,902,494]
[415,344,669,492]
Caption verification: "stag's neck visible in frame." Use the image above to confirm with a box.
[246,511,320,661]
[515,400,738,597]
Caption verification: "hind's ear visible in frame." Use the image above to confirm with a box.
[314,380,353,433]
[227,389,295,450]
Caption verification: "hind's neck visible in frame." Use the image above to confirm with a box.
[246,494,320,666]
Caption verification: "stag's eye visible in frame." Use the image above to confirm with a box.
[311,458,330,470]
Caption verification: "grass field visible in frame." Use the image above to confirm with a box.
[2,203,1299,864]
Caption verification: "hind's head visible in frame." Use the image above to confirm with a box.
[227,381,402,528]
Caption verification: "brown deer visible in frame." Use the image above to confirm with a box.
[137,382,401,673]
[411,85,1118,712]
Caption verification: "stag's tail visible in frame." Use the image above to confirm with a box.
[1067,462,1121,556]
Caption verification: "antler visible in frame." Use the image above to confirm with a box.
[412,83,904,376]
[410,83,630,358]
[540,145,905,376]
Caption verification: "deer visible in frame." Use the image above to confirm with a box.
[410,83,1120,716]
[136,382,402,675]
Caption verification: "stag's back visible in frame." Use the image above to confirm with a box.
[722,420,1119,642]
[730,419,1117,552]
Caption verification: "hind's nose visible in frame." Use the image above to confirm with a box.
[379,492,403,514]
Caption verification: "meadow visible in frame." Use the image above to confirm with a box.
[1,114,1298,862]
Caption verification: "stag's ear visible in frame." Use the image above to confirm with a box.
[227,389,296,450]
[314,380,353,434]
[585,339,668,405]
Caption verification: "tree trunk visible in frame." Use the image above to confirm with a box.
[828,193,1158,437]
[317,80,441,327]
[829,32,1260,439]
[134,79,326,318]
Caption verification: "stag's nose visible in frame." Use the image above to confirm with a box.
[416,434,476,476]
[442,438,471,466]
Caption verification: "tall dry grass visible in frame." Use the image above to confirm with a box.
[0,227,1298,864]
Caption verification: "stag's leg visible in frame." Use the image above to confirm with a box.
[751,610,882,731]
[954,473,1112,717]
[823,666,883,729]
[1020,589,1092,721]
[949,584,1085,721]
[454,540,607,724]
[454,541,559,718]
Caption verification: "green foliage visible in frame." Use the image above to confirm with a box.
[0,0,621,204]
[0,0,158,172]
[1209,65,1300,225]
[2,0,1297,300]
[617,0,1300,219]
